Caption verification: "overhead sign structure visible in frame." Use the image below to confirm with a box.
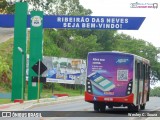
[44,16,145,30]
[0,15,145,30]
[1,2,146,101]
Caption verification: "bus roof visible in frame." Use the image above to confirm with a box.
[88,51,150,64]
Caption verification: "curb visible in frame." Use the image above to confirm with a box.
[0,96,84,111]
[0,103,19,110]
[26,96,84,109]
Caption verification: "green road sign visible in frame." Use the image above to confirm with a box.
[28,11,43,100]
[11,2,28,101]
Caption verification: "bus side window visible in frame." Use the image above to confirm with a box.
[143,64,146,81]
[137,62,140,80]
[140,62,144,80]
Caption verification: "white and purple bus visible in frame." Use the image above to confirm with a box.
[85,51,150,112]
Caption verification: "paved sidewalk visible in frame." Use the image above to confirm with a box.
[0,28,14,43]
[0,96,84,111]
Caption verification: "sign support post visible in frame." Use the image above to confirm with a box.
[28,11,43,100]
[37,59,41,102]
[11,2,27,101]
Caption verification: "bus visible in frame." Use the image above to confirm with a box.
[85,51,150,112]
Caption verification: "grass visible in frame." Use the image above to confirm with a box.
[0,99,12,104]
[41,85,84,98]
[0,83,84,104]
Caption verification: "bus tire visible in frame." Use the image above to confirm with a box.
[100,105,106,112]
[140,104,145,110]
[108,105,113,109]
[94,103,99,111]
[128,105,139,112]
[133,105,139,112]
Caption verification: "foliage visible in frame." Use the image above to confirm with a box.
[0,38,13,67]
[0,38,13,89]
[150,87,160,97]
[43,30,63,57]
[112,33,160,80]
[0,0,15,14]
[1,0,92,15]
[42,83,84,96]
[66,35,102,59]
[0,56,12,88]
[27,0,92,15]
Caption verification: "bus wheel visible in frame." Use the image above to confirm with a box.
[94,103,100,111]
[140,104,146,110]
[99,104,106,112]
[108,105,113,109]
[128,105,139,112]
[133,105,139,112]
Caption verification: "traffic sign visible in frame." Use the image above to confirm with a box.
[32,76,46,83]
[0,15,145,30]
[32,61,47,75]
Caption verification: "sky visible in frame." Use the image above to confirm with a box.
[79,0,160,48]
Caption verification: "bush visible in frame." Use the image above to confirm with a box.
[150,86,160,97]
[0,56,12,89]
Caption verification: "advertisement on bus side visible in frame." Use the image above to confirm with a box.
[87,52,134,97]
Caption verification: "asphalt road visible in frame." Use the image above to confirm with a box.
[0,27,14,43]
[27,97,160,112]
[1,97,160,120]
[27,97,160,119]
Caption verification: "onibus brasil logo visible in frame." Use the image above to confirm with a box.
[130,2,158,9]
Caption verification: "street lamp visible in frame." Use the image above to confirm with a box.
[17,47,24,100]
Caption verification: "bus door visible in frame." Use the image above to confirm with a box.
[147,66,150,101]
[136,61,141,105]
[142,64,146,104]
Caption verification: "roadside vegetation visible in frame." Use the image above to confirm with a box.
[0,83,84,104]
[0,0,160,103]
[150,87,160,97]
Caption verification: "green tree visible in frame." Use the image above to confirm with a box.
[66,35,102,59]
[0,0,15,14]
[43,30,64,57]
[0,56,12,88]
[1,0,92,15]
[76,30,117,51]
[112,33,160,80]
[150,87,160,97]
